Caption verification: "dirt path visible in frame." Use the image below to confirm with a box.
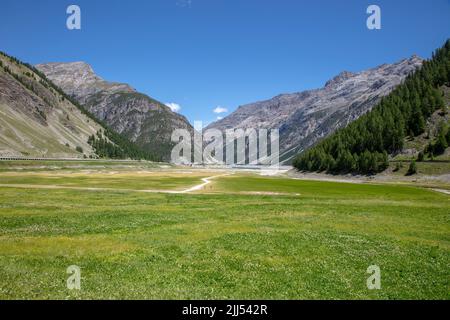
[0,173,233,195]
[178,173,232,193]
[431,188,450,195]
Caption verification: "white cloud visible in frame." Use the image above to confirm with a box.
[165,102,181,113]
[216,116,223,120]
[176,0,192,8]
[213,106,228,114]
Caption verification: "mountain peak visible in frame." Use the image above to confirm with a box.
[394,54,423,66]
[36,61,94,72]
[208,56,423,163]
[63,61,95,74]
[0,53,104,158]
[36,60,194,161]
[36,62,136,100]
[324,71,356,88]
[36,61,100,83]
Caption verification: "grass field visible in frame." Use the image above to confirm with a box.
[0,163,449,299]
[387,160,450,176]
[0,171,212,192]
[0,160,165,172]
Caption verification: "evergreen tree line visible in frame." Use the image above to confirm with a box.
[294,40,450,174]
[0,51,160,161]
[424,122,450,157]
[88,131,125,159]
[88,129,161,161]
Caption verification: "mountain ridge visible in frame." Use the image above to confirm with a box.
[0,52,161,160]
[293,40,450,174]
[207,55,423,163]
[36,62,193,161]
[0,53,103,158]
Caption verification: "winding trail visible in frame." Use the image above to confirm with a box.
[178,173,232,193]
[431,188,450,195]
[0,173,233,195]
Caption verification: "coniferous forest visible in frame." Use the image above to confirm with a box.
[87,129,161,161]
[293,40,450,174]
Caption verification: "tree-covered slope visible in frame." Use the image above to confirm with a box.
[207,56,422,164]
[0,51,159,161]
[294,40,450,174]
[0,52,101,158]
[36,62,193,161]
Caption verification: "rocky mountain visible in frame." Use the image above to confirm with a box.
[0,52,105,158]
[36,62,193,160]
[207,56,423,163]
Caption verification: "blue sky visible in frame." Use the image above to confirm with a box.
[1,0,449,125]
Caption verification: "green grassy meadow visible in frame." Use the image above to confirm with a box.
[0,171,209,191]
[0,165,449,299]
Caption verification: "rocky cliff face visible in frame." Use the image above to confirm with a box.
[0,54,104,158]
[207,56,423,163]
[36,62,193,160]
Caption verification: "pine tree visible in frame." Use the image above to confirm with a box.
[417,151,425,162]
[434,134,448,155]
[407,160,417,175]
[293,39,450,175]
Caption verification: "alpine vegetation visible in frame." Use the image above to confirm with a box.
[294,40,449,174]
